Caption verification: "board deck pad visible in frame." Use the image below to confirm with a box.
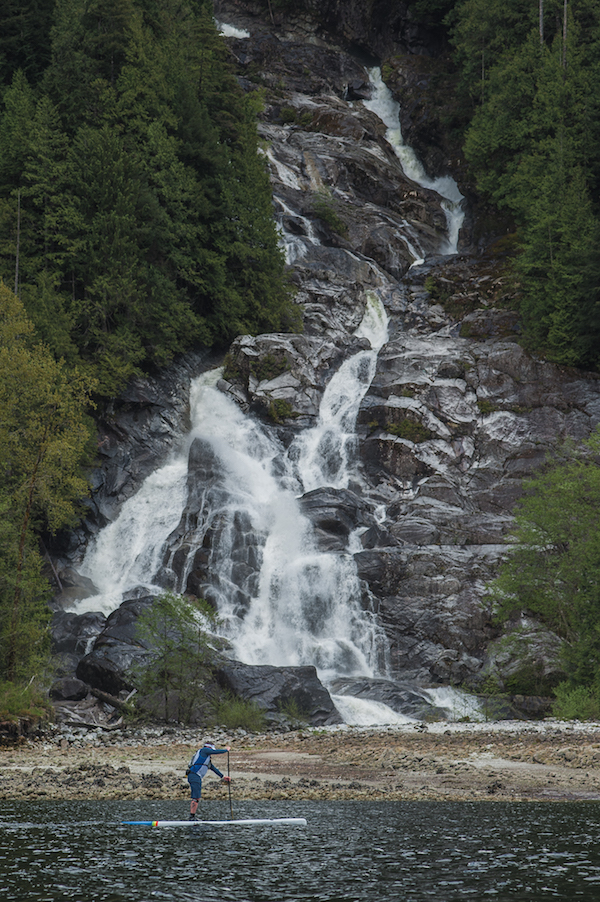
[122,817,307,827]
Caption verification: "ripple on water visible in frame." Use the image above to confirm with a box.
[2,799,600,901]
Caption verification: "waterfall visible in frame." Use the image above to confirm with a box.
[78,460,188,615]
[72,45,482,725]
[289,292,388,493]
[76,297,391,694]
[363,67,464,255]
[222,293,390,680]
[216,21,250,39]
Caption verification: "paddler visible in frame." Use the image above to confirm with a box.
[186,740,231,820]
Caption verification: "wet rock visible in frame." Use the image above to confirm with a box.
[76,644,150,696]
[48,350,218,566]
[163,438,265,609]
[298,487,375,550]
[215,662,343,726]
[50,569,99,612]
[329,677,446,720]
[92,597,155,649]
[51,611,107,657]
[75,597,156,695]
[49,678,90,702]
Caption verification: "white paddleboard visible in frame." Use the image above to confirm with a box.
[122,817,307,827]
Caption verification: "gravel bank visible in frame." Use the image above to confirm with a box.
[4,720,600,804]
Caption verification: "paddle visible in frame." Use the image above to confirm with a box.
[227,749,233,820]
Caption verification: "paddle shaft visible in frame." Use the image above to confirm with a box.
[227,750,233,819]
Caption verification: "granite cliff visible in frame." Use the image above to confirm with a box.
[48,0,600,726]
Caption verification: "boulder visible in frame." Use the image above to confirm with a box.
[49,677,90,702]
[74,595,156,695]
[93,596,155,649]
[215,662,343,726]
[76,644,151,696]
[50,569,99,612]
[51,611,107,656]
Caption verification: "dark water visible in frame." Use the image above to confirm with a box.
[2,799,600,901]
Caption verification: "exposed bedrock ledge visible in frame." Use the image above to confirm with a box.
[214,0,448,59]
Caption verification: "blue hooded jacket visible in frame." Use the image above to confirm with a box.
[188,743,228,780]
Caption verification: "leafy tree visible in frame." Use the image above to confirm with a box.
[133,591,221,723]
[491,427,600,694]
[0,283,95,682]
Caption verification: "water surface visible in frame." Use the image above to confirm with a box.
[2,800,600,901]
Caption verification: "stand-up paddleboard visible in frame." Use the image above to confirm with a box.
[123,817,307,827]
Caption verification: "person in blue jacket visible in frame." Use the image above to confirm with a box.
[187,740,231,820]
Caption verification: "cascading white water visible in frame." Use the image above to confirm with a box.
[363,67,464,255]
[332,695,416,726]
[273,193,320,265]
[77,460,188,614]
[75,296,391,691]
[216,21,250,39]
[222,293,390,681]
[288,292,388,493]
[72,48,483,724]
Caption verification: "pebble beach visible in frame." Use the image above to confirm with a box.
[3,720,600,804]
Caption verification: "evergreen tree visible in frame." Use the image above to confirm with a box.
[456,0,600,369]
[0,0,294,395]
[133,591,220,724]
[0,0,56,86]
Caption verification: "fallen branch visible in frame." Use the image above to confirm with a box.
[91,687,136,712]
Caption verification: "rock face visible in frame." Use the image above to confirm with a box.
[51,350,218,564]
[75,597,155,695]
[203,4,600,693]
[50,1,600,715]
[215,0,449,59]
[216,662,343,726]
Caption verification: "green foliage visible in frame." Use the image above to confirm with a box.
[0,0,55,86]
[311,192,349,238]
[477,399,499,415]
[451,0,600,370]
[0,680,53,722]
[491,426,600,695]
[0,283,95,683]
[386,419,433,443]
[424,275,452,304]
[267,398,297,423]
[277,697,310,724]
[133,591,221,724]
[211,690,267,732]
[280,106,313,127]
[0,0,294,396]
[552,683,600,721]
[252,353,288,383]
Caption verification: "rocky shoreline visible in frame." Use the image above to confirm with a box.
[3,721,600,805]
